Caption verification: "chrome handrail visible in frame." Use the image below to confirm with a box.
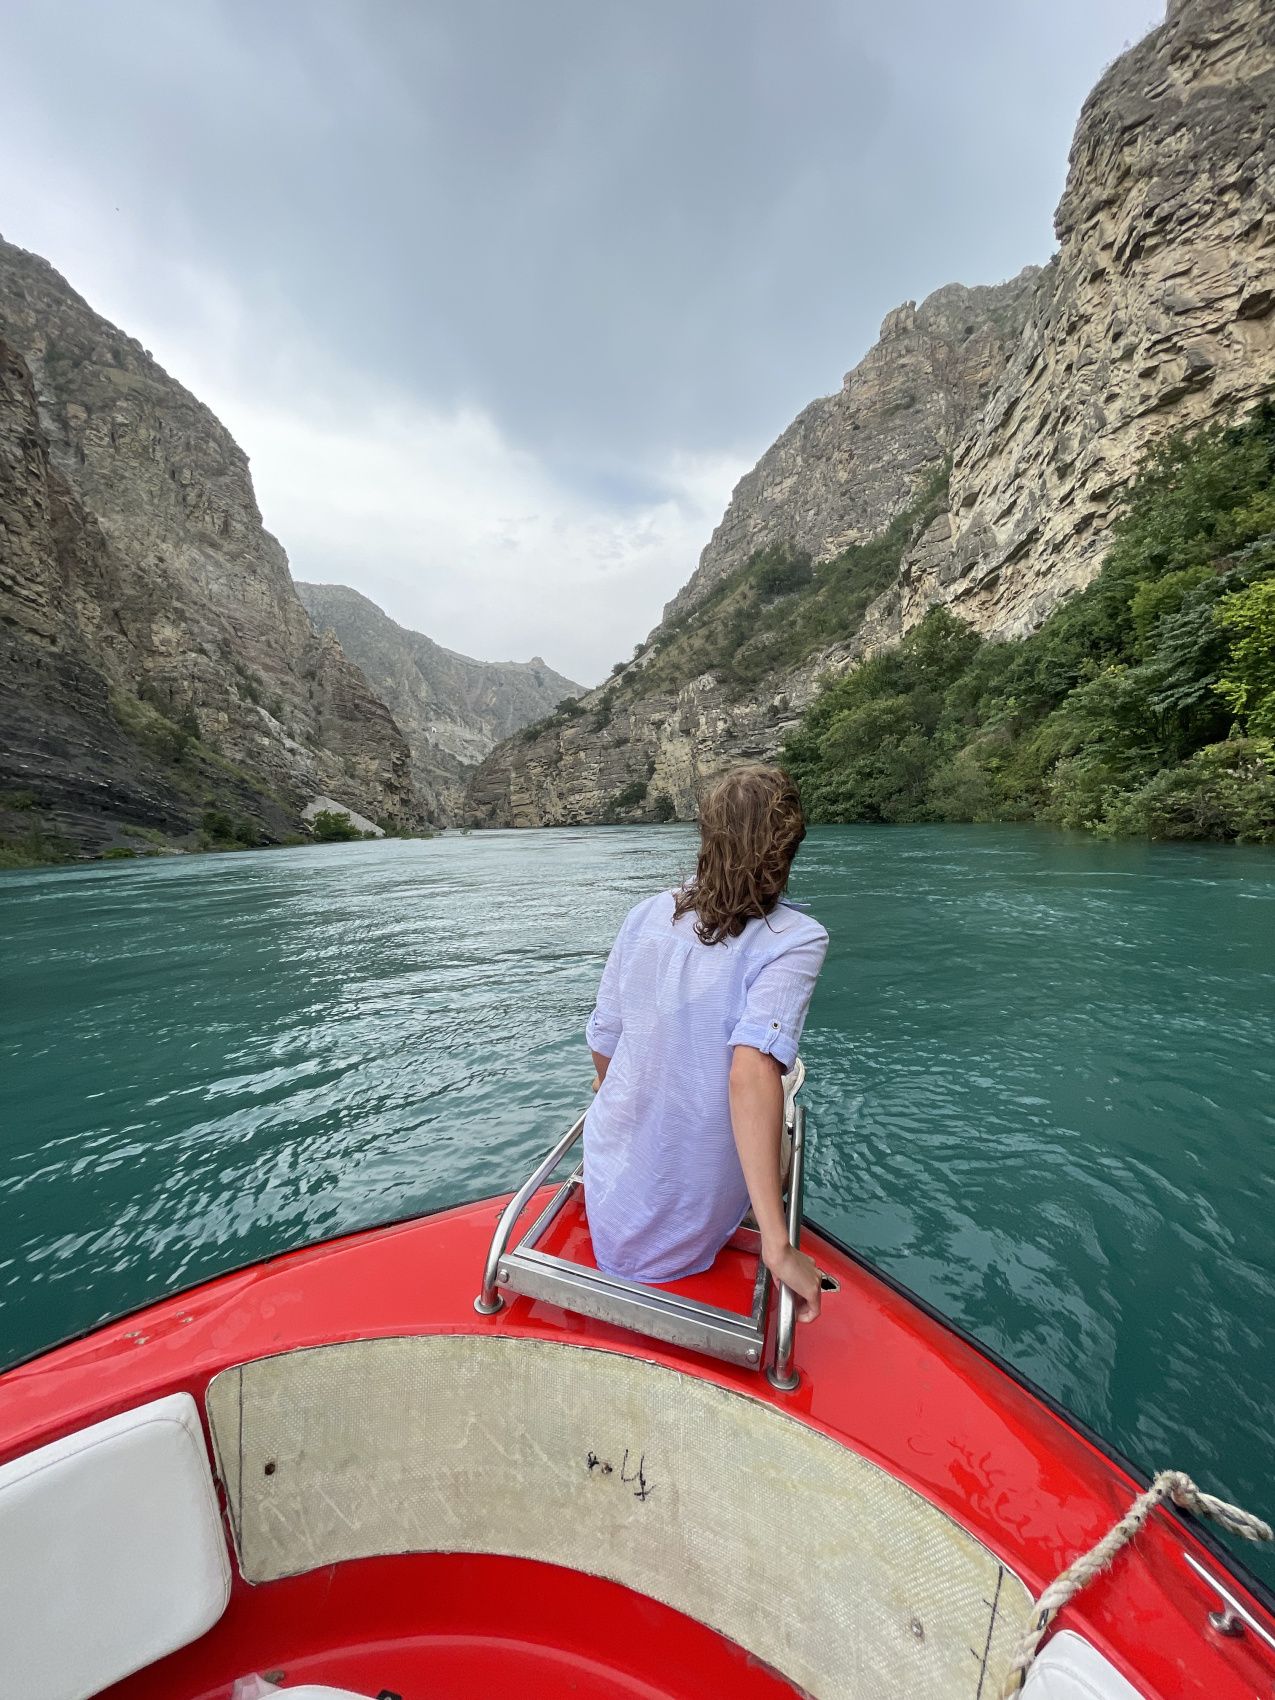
[766,1102,807,1391]
[474,1077,811,1391]
[474,1109,588,1314]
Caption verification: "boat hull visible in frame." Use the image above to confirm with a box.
[1,1191,1271,1699]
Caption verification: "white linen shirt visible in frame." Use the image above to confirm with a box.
[583,889,828,1284]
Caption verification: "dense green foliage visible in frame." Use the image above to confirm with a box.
[783,404,1275,842]
[0,823,73,869]
[607,779,649,812]
[202,808,267,849]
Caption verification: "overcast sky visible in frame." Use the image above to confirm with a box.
[2,0,1161,684]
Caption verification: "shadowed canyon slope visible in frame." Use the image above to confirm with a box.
[296,582,580,819]
[468,0,1275,828]
[0,238,426,855]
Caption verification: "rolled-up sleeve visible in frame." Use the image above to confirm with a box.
[728,927,829,1072]
[585,925,626,1058]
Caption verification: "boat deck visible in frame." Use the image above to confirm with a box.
[2,1190,1272,1699]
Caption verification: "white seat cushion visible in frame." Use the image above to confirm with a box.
[277,1690,371,1698]
[0,1392,231,1700]
[270,1686,368,1700]
[1023,1629,1146,1698]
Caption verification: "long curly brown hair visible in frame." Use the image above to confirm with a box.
[673,764,807,945]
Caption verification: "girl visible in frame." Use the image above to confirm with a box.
[583,764,828,1321]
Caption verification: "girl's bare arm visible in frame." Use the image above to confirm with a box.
[728,1045,821,1321]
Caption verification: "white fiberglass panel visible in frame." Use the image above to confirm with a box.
[207,1334,1031,1700]
[1023,1630,1147,1699]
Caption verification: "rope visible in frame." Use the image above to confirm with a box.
[999,1469,1272,1696]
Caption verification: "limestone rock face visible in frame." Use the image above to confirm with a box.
[297,581,581,820]
[892,0,1275,640]
[468,277,1042,827]
[0,237,426,849]
[468,0,1275,830]
[465,662,819,830]
[666,270,1041,620]
[0,335,296,852]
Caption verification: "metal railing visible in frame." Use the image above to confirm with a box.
[766,1103,805,1391]
[474,1072,811,1389]
[475,1110,587,1316]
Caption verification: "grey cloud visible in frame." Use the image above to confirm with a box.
[0,0,1162,678]
[5,0,1159,476]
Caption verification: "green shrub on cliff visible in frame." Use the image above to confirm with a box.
[1215,576,1275,738]
[783,401,1275,842]
[200,808,267,849]
[521,694,589,742]
[633,465,950,703]
[608,779,648,812]
[0,815,74,868]
[309,808,364,843]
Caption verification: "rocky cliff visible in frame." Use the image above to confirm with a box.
[466,278,1043,828]
[0,238,426,856]
[296,582,580,819]
[666,270,1041,620]
[468,0,1275,828]
[883,0,1275,646]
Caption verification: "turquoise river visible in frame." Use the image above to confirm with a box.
[2,826,1272,1582]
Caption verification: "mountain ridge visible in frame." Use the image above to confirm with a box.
[296,580,581,819]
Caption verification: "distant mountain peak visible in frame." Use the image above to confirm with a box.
[295,582,581,820]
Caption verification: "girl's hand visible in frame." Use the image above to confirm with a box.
[763,1240,823,1322]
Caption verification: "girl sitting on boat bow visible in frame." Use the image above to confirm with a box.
[583,764,828,1320]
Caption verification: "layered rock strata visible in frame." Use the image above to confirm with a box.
[0,238,425,852]
[0,334,297,851]
[887,0,1275,643]
[667,270,1041,620]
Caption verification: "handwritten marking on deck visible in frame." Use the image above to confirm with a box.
[586,1447,655,1501]
[621,1448,655,1502]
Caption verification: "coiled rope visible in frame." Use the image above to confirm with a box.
[1000,1469,1272,1696]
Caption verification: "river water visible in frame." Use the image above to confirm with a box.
[2,826,1272,1580]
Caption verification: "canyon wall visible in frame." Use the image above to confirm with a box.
[469,0,1275,828]
[0,238,425,854]
[297,581,580,819]
[666,270,1041,620]
[886,0,1275,644]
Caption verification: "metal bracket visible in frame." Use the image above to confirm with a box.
[766,1103,806,1391]
[1184,1550,1275,1656]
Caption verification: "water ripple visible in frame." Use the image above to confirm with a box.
[1,824,1272,1582]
